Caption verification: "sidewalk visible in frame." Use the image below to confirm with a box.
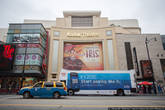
[132,93,165,96]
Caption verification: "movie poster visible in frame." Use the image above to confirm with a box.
[140,60,153,79]
[63,43,104,70]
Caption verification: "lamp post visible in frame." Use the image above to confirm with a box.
[145,37,157,94]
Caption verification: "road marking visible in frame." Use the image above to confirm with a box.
[62,99,165,102]
[0,104,165,108]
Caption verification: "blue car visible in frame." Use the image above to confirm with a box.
[18,81,67,99]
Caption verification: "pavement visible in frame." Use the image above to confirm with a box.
[0,94,165,110]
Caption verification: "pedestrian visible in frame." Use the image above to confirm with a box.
[157,84,162,94]
[8,82,12,94]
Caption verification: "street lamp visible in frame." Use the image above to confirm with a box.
[145,37,157,94]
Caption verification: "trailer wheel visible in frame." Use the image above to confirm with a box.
[117,89,124,96]
[68,90,74,96]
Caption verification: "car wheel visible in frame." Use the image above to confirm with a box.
[23,92,30,99]
[53,92,60,99]
[68,90,74,96]
[117,89,124,96]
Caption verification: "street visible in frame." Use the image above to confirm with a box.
[0,95,165,110]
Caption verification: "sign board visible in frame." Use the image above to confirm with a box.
[63,43,104,70]
[0,44,15,71]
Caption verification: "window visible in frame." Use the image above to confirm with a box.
[161,35,165,50]
[72,16,93,27]
[160,59,165,78]
[33,82,42,88]
[107,40,115,69]
[52,74,57,78]
[52,40,59,72]
[124,42,134,70]
[54,31,60,37]
[133,47,140,76]
[56,82,63,87]
[44,82,54,87]
[106,30,112,36]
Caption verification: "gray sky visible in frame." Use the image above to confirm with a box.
[0,0,165,34]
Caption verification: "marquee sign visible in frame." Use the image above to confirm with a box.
[67,32,99,37]
[0,44,16,71]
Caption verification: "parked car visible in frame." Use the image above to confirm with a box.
[18,81,67,99]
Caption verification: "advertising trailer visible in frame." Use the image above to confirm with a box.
[60,70,136,96]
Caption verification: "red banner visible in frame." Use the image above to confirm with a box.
[140,60,153,79]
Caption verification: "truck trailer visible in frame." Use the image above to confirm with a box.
[60,70,136,96]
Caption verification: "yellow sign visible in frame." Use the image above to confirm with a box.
[67,32,99,37]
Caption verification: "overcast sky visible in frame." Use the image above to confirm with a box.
[0,0,165,34]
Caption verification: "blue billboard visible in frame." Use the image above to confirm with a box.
[67,73,131,91]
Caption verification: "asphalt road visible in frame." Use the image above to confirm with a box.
[0,95,165,110]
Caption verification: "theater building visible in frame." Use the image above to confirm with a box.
[0,11,164,91]
[37,11,164,85]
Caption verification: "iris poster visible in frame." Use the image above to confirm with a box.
[63,43,104,70]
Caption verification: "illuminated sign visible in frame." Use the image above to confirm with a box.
[0,44,16,71]
[67,32,99,37]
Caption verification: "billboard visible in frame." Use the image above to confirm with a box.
[0,44,15,71]
[14,54,41,66]
[63,43,104,70]
[140,60,153,79]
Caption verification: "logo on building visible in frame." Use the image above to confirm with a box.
[67,32,99,37]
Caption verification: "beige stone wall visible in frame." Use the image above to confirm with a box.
[47,27,118,81]
[0,28,8,42]
[56,14,109,28]
[123,28,141,34]
[116,34,165,85]
[56,18,65,27]
[46,11,164,86]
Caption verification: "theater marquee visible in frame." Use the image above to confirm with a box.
[67,32,99,37]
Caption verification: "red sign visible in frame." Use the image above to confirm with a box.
[3,45,15,59]
[0,44,15,71]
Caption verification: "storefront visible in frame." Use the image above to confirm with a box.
[0,77,38,93]
[0,24,48,94]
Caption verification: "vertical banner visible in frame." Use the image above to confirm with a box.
[63,43,104,70]
[140,60,153,79]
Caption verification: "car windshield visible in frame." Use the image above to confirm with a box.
[33,82,42,88]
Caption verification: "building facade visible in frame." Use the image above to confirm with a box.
[0,23,48,93]
[45,11,165,87]
[0,11,164,93]
[116,34,165,84]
